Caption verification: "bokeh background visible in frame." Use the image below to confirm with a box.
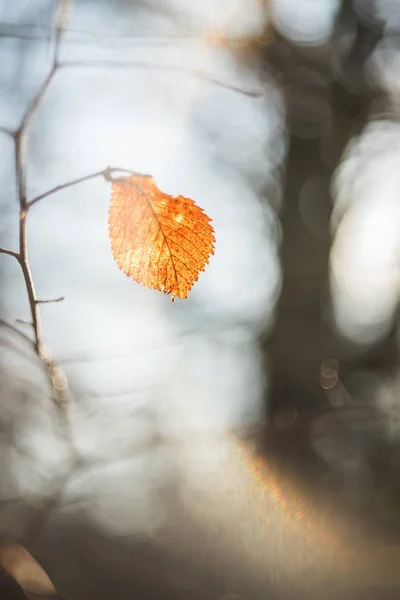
[1,1,400,598]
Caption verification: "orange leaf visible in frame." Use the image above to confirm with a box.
[108,175,215,300]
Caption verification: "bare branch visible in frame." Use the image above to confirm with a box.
[0,126,15,137]
[27,170,105,208]
[36,297,65,304]
[27,166,149,208]
[15,319,33,327]
[60,60,263,98]
[10,0,70,409]
[17,6,65,137]
[0,21,257,47]
[0,248,20,261]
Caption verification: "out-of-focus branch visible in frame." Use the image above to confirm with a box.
[0,22,264,97]
[0,20,259,46]
[0,319,35,349]
[60,60,263,97]
[0,127,14,137]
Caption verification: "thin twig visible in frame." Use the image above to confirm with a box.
[28,170,105,208]
[0,248,20,261]
[15,319,32,326]
[59,60,263,97]
[36,296,65,304]
[0,126,14,137]
[27,166,148,208]
[0,319,34,349]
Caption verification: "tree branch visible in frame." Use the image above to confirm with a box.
[36,297,65,304]
[0,248,20,261]
[0,20,261,47]
[27,170,105,209]
[0,318,34,349]
[0,126,14,137]
[27,166,149,208]
[9,0,70,408]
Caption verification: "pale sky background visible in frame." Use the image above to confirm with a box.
[0,0,284,535]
